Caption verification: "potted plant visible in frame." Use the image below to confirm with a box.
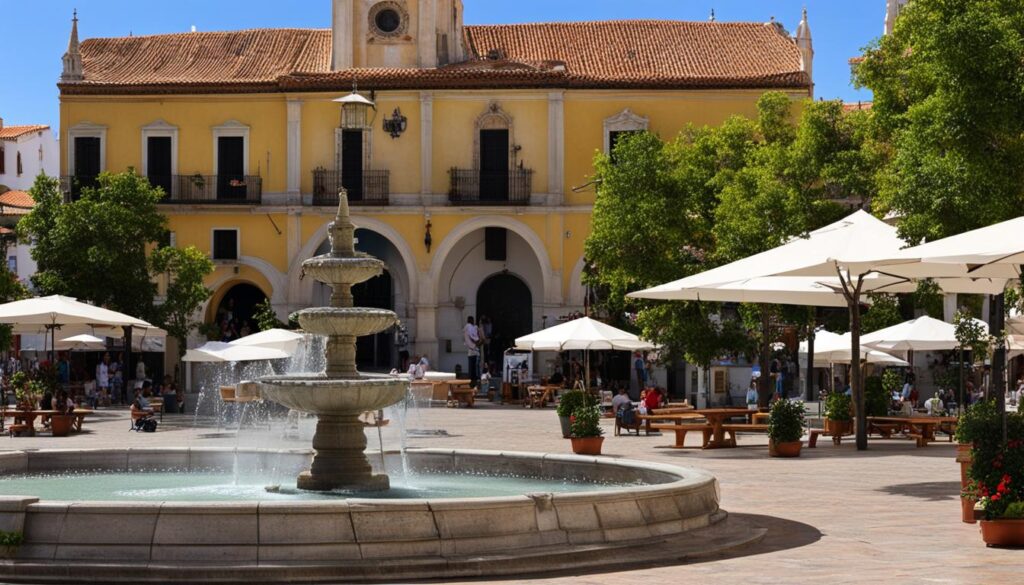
[556,389,595,439]
[10,372,41,411]
[768,399,806,457]
[823,391,853,436]
[959,401,1024,545]
[569,404,604,455]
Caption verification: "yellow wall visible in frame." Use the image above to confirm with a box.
[62,96,289,193]
[167,213,290,274]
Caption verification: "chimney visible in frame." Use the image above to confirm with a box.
[0,117,4,130]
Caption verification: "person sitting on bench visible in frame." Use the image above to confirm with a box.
[130,388,156,431]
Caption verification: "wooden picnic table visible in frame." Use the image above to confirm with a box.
[636,411,706,438]
[527,385,559,408]
[3,409,93,435]
[692,408,754,449]
[868,416,958,447]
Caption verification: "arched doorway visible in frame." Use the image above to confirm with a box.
[214,283,268,340]
[477,273,532,369]
[313,230,399,371]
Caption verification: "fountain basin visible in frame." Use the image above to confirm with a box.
[0,448,757,583]
[257,374,407,415]
[302,254,383,287]
[295,308,398,338]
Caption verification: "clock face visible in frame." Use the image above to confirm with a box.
[375,9,401,34]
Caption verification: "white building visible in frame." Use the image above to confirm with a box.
[0,118,58,191]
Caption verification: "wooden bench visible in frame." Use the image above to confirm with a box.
[448,383,475,408]
[808,428,850,448]
[650,423,712,449]
[720,423,770,447]
[869,422,902,438]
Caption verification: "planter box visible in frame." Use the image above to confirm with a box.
[824,419,852,436]
[769,441,802,458]
[980,519,1024,547]
[570,437,604,456]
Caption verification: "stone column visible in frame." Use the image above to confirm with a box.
[299,414,387,491]
[420,92,434,204]
[547,91,565,206]
[286,99,302,205]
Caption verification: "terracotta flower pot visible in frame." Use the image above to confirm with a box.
[980,519,1024,547]
[50,414,74,438]
[769,441,802,458]
[570,437,604,456]
[824,419,852,436]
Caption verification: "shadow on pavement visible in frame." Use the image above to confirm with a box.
[877,480,961,502]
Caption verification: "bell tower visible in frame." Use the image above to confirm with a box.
[331,0,465,71]
[794,8,813,89]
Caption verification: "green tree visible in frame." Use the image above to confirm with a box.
[18,172,167,319]
[150,246,214,361]
[253,298,286,332]
[0,263,30,351]
[862,294,903,334]
[856,0,1024,243]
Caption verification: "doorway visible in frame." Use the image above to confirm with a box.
[340,130,364,201]
[147,136,173,197]
[213,283,267,340]
[476,273,532,368]
[72,136,101,199]
[217,136,245,201]
[353,270,393,370]
[479,129,509,202]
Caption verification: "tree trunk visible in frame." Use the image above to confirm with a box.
[806,309,818,402]
[759,309,772,407]
[992,293,1007,442]
[850,298,867,451]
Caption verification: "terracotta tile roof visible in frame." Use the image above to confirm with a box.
[0,190,34,215]
[843,101,873,112]
[61,20,809,95]
[0,125,50,141]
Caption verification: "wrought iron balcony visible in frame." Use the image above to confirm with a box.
[152,175,263,205]
[448,168,534,206]
[312,169,390,206]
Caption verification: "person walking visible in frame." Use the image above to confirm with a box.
[464,316,481,388]
[96,353,111,407]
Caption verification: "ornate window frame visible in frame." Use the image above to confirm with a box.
[67,122,107,176]
[140,119,179,177]
[212,120,250,176]
[603,109,649,155]
[473,101,515,171]
[368,1,410,41]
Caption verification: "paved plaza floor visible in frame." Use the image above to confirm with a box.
[0,403,1018,584]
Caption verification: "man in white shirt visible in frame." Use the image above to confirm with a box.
[96,353,111,406]
[464,316,481,388]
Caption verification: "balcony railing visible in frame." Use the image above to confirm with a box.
[312,169,390,206]
[448,168,534,205]
[151,175,263,205]
[60,175,99,201]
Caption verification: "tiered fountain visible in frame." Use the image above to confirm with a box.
[255,190,407,491]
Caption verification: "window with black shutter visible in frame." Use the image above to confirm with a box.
[212,230,239,261]
[485,227,507,262]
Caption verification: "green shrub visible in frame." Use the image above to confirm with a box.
[768,400,806,444]
[865,376,889,417]
[824,392,853,422]
[957,401,1024,520]
[556,389,595,417]
[569,405,603,438]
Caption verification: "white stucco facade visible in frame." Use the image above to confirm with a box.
[0,124,59,191]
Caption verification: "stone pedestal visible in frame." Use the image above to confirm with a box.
[298,414,390,492]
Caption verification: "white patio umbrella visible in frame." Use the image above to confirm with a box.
[515,317,655,390]
[57,334,108,352]
[0,295,154,360]
[230,329,304,355]
[862,316,989,353]
[182,342,291,363]
[631,211,1007,450]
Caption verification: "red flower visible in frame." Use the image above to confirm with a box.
[992,494,1002,501]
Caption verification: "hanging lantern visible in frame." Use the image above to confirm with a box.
[334,89,376,130]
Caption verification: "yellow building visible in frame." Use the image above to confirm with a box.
[58,2,812,372]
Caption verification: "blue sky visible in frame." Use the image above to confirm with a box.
[0,1,880,129]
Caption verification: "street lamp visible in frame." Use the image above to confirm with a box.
[333,86,377,130]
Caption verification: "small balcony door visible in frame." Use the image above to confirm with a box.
[340,130,364,201]
[217,136,246,200]
[73,136,101,198]
[147,136,173,197]
[479,129,509,202]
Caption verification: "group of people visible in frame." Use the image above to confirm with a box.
[87,352,149,408]
[463,316,494,389]
[215,299,254,343]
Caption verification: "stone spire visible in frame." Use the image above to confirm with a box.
[794,7,813,87]
[329,188,356,258]
[61,10,84,82]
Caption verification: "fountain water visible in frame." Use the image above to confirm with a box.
[253,190,407,492]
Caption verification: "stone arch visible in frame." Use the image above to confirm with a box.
[425,215,558,306]
[200,259,284,324]
[203,278,271,325]
[568,256,587,307]
[287,215,420,314]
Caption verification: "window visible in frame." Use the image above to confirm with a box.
[7,257,16,275]
[0,146,5,175]
[212,229,239,261]
[368,2,409,38]
[608,131,640,164]
[485,227,507,262]
[141,120,179,198]
[16,152,22,176]
[375,9,401,33]
[603,109,649,159]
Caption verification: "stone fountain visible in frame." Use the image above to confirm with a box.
[255,190,406,491]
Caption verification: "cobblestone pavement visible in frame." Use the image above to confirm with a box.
[0,402,1017,585]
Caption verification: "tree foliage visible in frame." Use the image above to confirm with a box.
[856,0,1024,243]
[150,246,214,359]
[19,172,167,320]
[861,293,904,334]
